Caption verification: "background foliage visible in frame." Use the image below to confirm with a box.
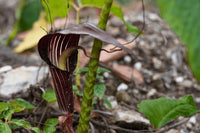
[156,0,200,82]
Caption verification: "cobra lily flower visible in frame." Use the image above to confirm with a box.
[38,23,132,132]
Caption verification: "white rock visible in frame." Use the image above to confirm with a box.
[134,62,142,71]
[148,13,160,21]
[195,97,200,103]
[189,116,196,124]
[147,89,156,97]
[180,129,187,133]
[175,76,184,83]
[103,72,109,78]
[0,65,12,73]
[117,83,128,91]
[0,66,49,97]
[114,109,149,124]
[124,55,132,63]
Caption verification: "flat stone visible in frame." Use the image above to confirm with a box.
[114,109,149,124]
[0,66,49,97]
[124,55,132,63]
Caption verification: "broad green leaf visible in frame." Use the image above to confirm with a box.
[31,127,41,133]
[45,118,58,126]
[9,123,21,130]
[0,102,9,113]
[94,83,106,99]
[73,85,83,96]
[10,98,35,112]
[41,0,73,23]
[137,95,200,129]
[13,98,35,109]
[10,119,31,128]
[19,0,41,31]
[42,90,57,103]
[82,0,139,34]
[0,122,11,133]
[103,97,112,109]
[43,118,58,133]
[9,100,25,113]
[4,106,14,121]
[156,0,200,82]
[10,119,41,133]
[14,12,47,53]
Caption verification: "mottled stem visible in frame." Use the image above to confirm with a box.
[77,0,113,132]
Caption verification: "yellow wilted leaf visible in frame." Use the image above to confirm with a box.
[14,12,48,53]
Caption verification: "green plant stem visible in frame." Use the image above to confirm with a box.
[77,0,113,132]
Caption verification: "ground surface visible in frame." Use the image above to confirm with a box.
[0,1,200,133]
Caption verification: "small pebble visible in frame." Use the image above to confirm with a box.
[179,80,193,88]
[134,62,142,71]
[195,97,200,103]
[103,72,109,78]
[189,116,196,124]
[175,76,184,83]
[124,55,132,63]
[147,89,157,97]
[117,83,128,91]
[148,13,160,21]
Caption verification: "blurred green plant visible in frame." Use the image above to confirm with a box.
[7,0,41,45]
[0,98,40,133]
[138,95,200,131]
[156,0,200,83]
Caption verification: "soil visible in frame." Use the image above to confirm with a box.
[0,1,200,133]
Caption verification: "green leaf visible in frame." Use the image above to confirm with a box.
[94,83,106,99]
[31,127,41,133]
[14,98,35,109]
[9,123,21,130]
[97,67,110,73]
[42,90,57,103]
[10,119,41,133]
[155,0,200,82]
[96,75,104,79]
[82,0,139,34]
[125,21,141,34]
[4,107,14,121]
[10,119,31,128]
[0,122,11,133]
[0,102,9,113]
[43,118,58,133]
[103,97,112,109]
[41,0,73,23]
[9,100,25,113]
[75,67,88,75]
[73,85,83,96]
[137,95,200,129]
[75,67,110,75]
[19,0,41,31]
